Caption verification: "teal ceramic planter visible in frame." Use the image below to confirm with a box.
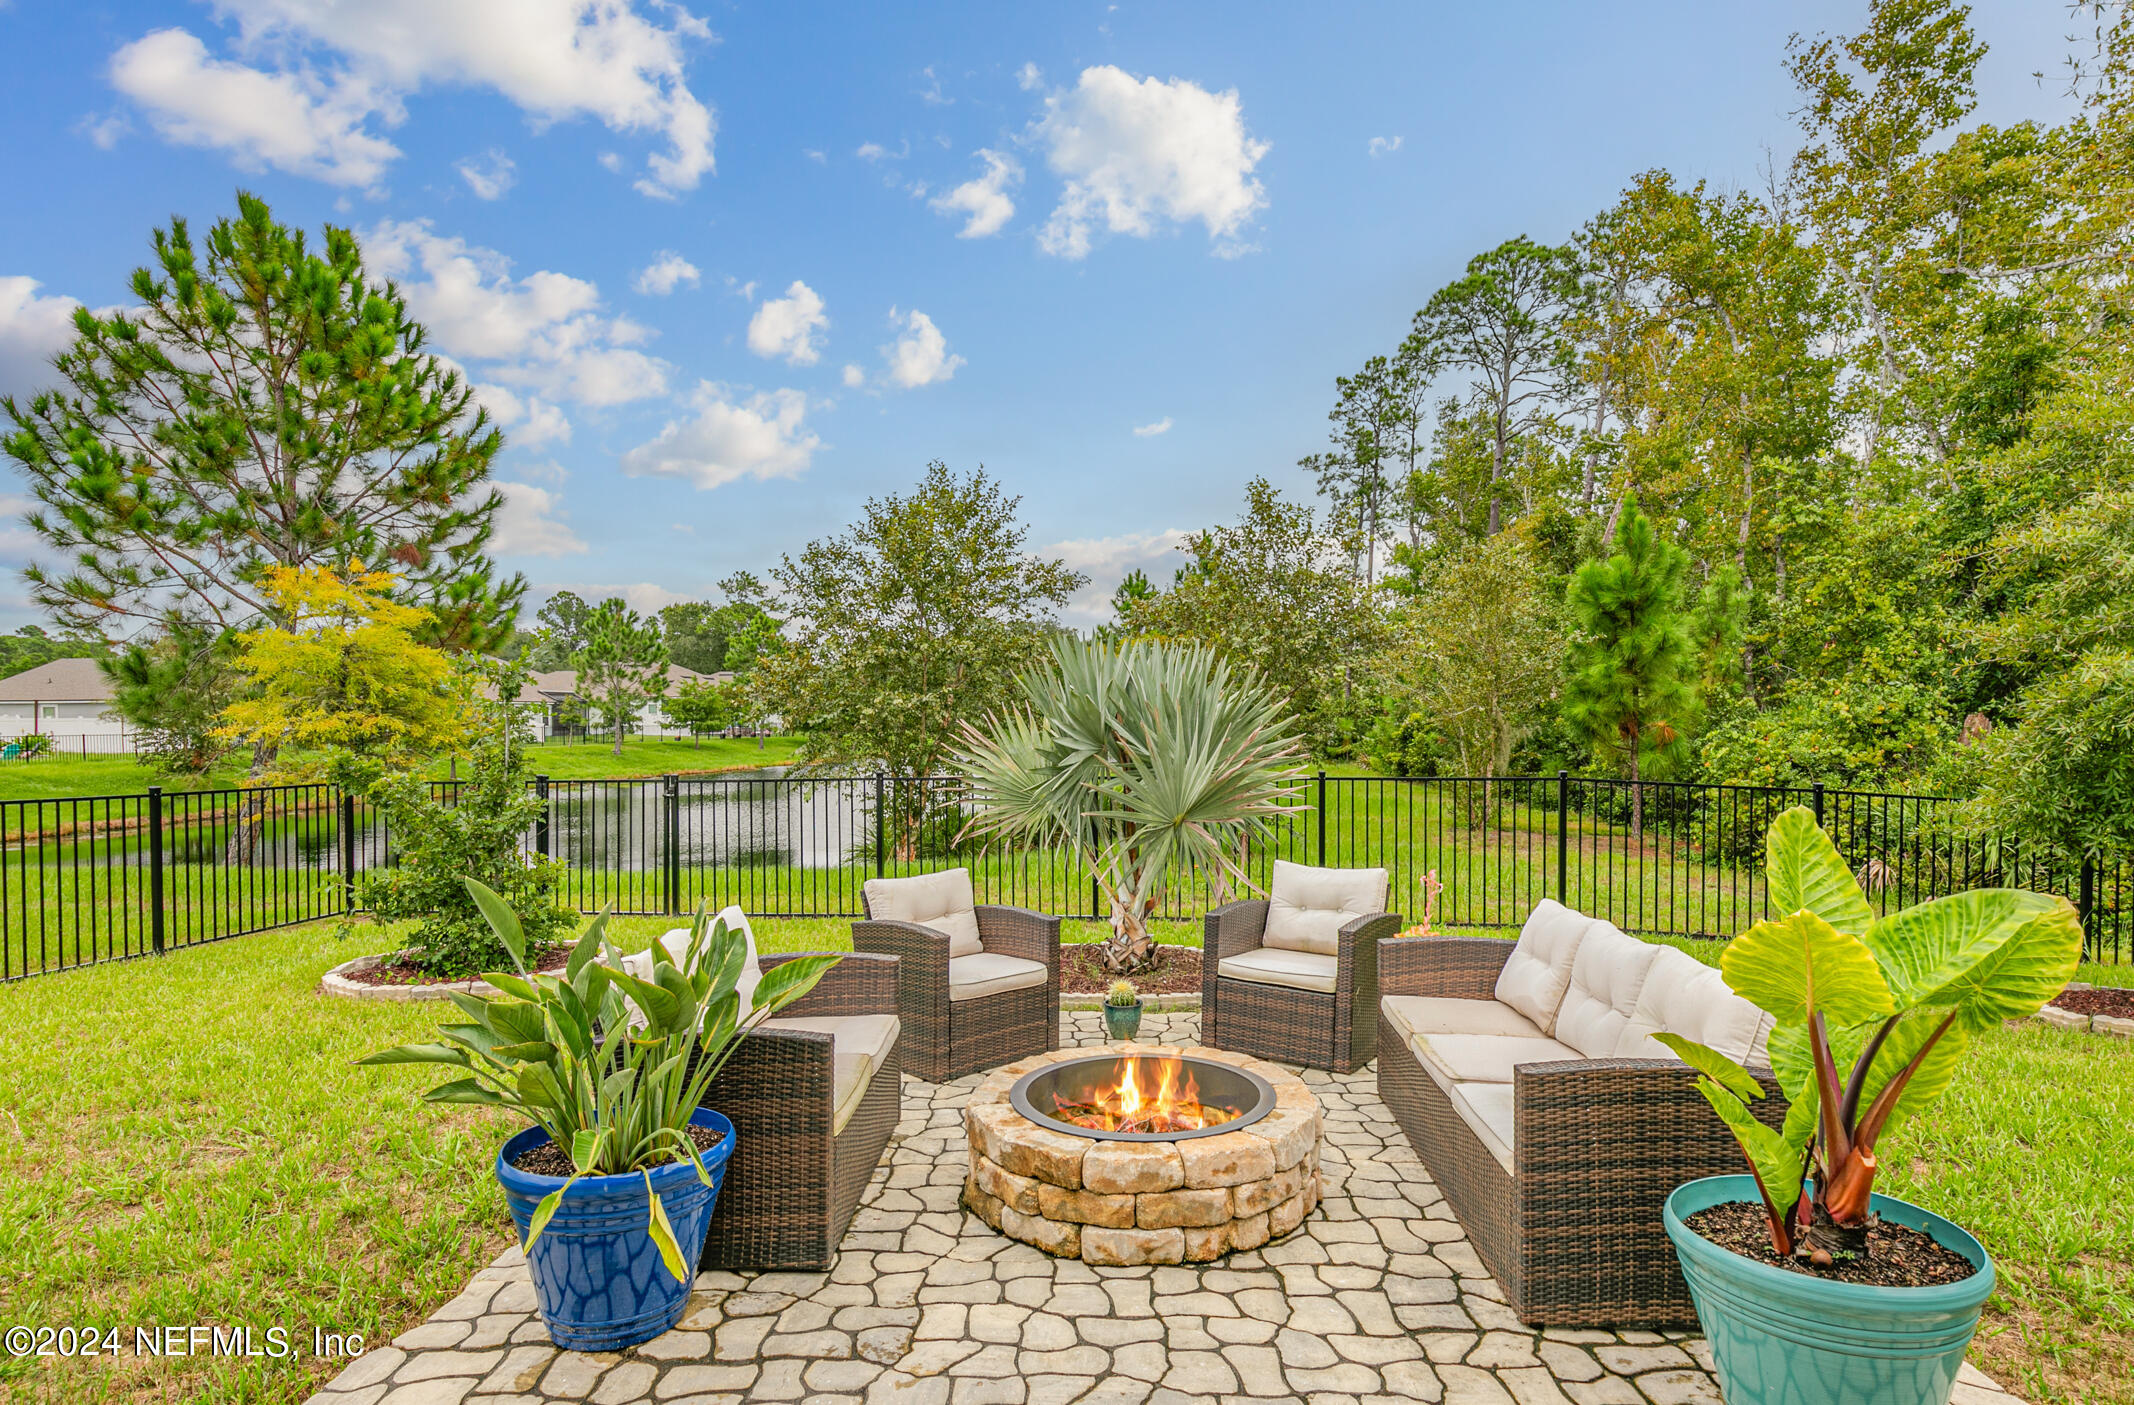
[1664,1175,1994,1405]
[1103,1000,1144,1041]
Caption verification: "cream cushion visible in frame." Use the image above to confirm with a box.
[1381,995,1547,1045]
[1218,946,1339,995]
[1262,860,1390,956]
[865,869,983,958]
[1616,946,1776,1065]
[1408,1032,1582,1086]
[1449,1081,1517,1173]
[1493,899,1597,1034]
[947,951,1047,1003]
[628,906,761,1018]
[757,1014,901,1134]
[1552,922,1665,1058]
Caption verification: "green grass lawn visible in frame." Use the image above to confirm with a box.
[1,914,2127,1404]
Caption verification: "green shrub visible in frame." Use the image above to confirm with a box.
[1696,680,1952,793]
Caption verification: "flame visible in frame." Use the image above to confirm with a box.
[1050,1055,1244,1136]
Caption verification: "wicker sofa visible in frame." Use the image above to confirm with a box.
[1376,901,1785,1326]
[1202,860,1401,1074]
[623,913,905,1271]
[853,869,1060,1082]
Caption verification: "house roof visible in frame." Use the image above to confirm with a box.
[0,657,114,703]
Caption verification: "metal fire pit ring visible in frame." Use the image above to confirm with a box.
[1008,1052,1277,1142]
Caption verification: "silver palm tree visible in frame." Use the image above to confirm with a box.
[953,637,1307,973]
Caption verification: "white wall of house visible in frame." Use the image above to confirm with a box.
[0,700,129,738]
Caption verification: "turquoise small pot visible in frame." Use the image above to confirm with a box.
[1103,1000,1144,1041]
[1664,1175,1995,1405]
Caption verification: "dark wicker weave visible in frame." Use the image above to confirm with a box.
[696,951,904,1271]
[1375,935,1786,1326]
[1200,899,1399,1073]
[852,902,1060,1082]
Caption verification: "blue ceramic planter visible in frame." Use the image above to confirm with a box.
[496,1107,735,1352]
[1664,1175,1995,1405]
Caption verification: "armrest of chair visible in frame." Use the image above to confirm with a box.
[852,918,951,1031]
[758,950,899,1018]
[1335,911,1400,1000]
[974,905,1061,975]
[1378,936,1512,999]
[1512,1057,1787,1177]
[1203,900,1270,962]
[705,1024,837,1133]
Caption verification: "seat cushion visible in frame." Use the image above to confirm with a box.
[628,906,761,1018]
[1262,860,1391,956]
[1449,1080,1516,1174]
[1381,995,1547,1045]
[1616,946,1776,1065]
[1494,899,1597,1035]
[758,1014,902,1134]
[1552,922,1664,1058]
[865,869,983,958]
[947,951,1048,1003]
[1408,1031,1582,1085]
[1218,946,1339,995]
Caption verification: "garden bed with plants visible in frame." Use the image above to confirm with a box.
[1058,940,1202,995]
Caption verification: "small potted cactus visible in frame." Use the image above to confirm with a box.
[1103,978,1144,1040]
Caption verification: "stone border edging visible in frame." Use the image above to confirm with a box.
[1060,992,1200,1013]
[320,949,517,1002]
[2034,983,2134,1038]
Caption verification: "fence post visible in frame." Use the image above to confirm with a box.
[2079,855,2098,953]
[1089,819,1101,921]
[534,774,550,858]
[1316,770,1328,868]
[1556,771,1570,906]
[662,774,680,916]
[338,788,357,914]
[1812,782,1827,828]
[147,786,165,956]
[874,771,887,878]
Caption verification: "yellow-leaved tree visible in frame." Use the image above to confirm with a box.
[218,563,471,790]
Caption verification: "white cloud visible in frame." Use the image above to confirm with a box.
[1033,66,1269,259]
[543,581,691,614]
[363,219,668,407]
[491,479,587,557]
[110,28,401,186]
[841,363,865,389]
[468,379,571,449]
[1017,62,1043,92]
[0,277,83,401]
[1368,135,1402,158]
[110,2,717,197]
[918,65,950,106]
[1042,528,1192,627]
[620,381,819,489]
[457,147,516,198]
[634,251,701,296]
[856,139,907,162]
[881,309,963,389]
[75,111,130,149]
[802,147,826,163]
[1132,417,1172,437]
[930,149,1021,238]
[746,280,828,365]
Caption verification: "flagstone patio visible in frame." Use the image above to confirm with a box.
[304,1011,2023,1405]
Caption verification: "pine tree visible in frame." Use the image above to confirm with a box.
[1563,496,1701,841]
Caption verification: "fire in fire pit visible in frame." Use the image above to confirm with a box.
[1009,1053,1275,1143]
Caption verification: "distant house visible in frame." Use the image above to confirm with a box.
[501,664,722,739]
[0,658,129,744]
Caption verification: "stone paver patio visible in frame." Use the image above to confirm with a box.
[307,1011,2022,1405]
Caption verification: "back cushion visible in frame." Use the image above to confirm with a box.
[1262,860,1391,956]
[865,869,983,957]
[1494,899,1596,1035]
[1616,946,1776,1065]
[1553,922,1664,1058]
[633,905,762,1019]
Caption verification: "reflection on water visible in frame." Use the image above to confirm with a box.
[548,768,872,871]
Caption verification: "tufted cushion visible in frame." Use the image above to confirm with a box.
[1552,922,1665,1058]
[1493,899,1598,1035]
[865,869,983,958]
[1616,946,1776,1065]
[1218,946,1339,994]
[633,905,761,1018]
[1261,860,1390,957]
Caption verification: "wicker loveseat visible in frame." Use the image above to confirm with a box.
[622,912,904,1271]
[1376,901,1785,1326]
[1202,860,1401,1074]
[853,869,1060,1082]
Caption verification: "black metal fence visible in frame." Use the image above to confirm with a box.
[3,771,2126,982]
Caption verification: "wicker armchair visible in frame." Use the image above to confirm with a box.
[697,950,904,1271]
[1201,861,1399,1073]
[853,870,1060,1082]
[1375,933,1787,1326]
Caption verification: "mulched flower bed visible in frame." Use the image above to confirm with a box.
[1684,1200,1978,1287]
[343,945,570,988]
[1059,942,1203,996]
[2049,986,2134,1020]
[511,1121,725,1177]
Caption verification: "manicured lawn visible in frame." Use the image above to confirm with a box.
[2,912,2127,1403]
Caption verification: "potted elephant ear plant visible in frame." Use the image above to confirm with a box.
[1655,807,2082,1405]
[361,881,839,1352]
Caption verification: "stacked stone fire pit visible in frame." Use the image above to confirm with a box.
[961,1043,1322,1266]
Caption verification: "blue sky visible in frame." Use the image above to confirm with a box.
[0,1,2077,633]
